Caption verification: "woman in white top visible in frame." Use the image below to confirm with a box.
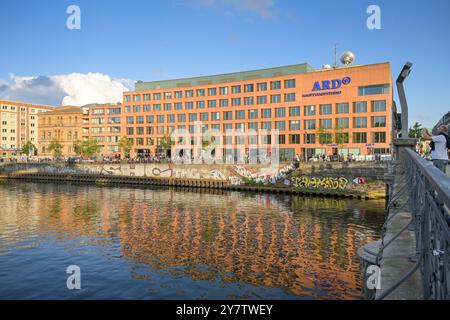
[422,125,450,173]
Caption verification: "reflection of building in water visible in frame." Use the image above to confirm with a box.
[0,182,383,299]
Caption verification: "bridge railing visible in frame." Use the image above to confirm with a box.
[404,148,450,299]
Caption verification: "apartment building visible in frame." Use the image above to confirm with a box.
[38,106,83,156]
[0,100,54,156]
[81,103,122,154]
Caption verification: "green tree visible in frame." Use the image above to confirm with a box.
[47,140,64,158]
[317,126,332,145]
[118,136,133,158]
[334,125,349,153]
[157,134,174,153]
[74,138,102,158]
[21,141,36,156]
[409,122,423,139]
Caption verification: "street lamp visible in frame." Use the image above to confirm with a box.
[396,62,413,138]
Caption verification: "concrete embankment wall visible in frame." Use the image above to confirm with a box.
[0,161,390,199]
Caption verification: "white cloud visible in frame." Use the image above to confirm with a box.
[191,0,278,18]
[0,73,132,106]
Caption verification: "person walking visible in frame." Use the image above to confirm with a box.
[422,125,450,173]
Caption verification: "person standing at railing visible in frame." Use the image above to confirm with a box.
[422,126,450,173]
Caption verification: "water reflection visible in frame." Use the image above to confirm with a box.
[0,181,384,300]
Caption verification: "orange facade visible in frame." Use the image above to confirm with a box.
[122,62,394,160]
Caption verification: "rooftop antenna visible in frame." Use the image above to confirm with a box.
[334,44,338,68]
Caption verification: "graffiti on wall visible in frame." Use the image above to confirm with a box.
[291,176,350,191]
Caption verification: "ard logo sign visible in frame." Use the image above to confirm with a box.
[312,77,351,91]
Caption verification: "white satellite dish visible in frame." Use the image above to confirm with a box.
[322,64,332,69]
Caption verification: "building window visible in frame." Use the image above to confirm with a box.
[175,91,183,99]
[219,87,228,95]
[275,121,286,131]
[248,122,258,131]
[336,103,349,114]
[290,120,300,130]
[270,94,281,103]
[208,88,217,96]
[223,111,233,121]
[248,109,258,119]
[304,134,316,144]
[289,134,301,144]
[284,93,296,102]
[232,98,241,106]
[304,105,316,116]
[127,116,134,124]
[372,100,386,112]
[372,116,386,127]
[261,122,272,130]
[146,115,154,124]
[320,104,332,115]
[219,99,229,107]
[175,102,182,110]
[244,84,254,93]
[208,100,217,108]
[373,132,387,143]
[189,113,197,122]
[164,103,172,111]
[289,106,300,117]
[178,114,186,122]
[284,79,296,89]
[354,132,367,143]
[270,81,281,90]
[143,105,151,112]
[244,97,254,106]
[320,119,332,129]
[354,117,367,128]
[200,112,208,121]
[354,101,367,113]
[157,115,165,123]
[211,112,220,121]
[257,82,267,91]
[153,93,161,100]
[304,119,316,130]
[231,85,241,94]
[167,115,175,123]
[275,107,285,118]
[261,108,272,119]
[196,101,205,109]
[257,96,267,105]
[358,84,390,96]
[336,118,349,128]
[185,90,194,98]
[196,89,205,97]
[185,102,194,110]
[153,104,161,111]
[235,110,245,120]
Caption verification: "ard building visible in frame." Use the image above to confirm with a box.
[121,62,395,161]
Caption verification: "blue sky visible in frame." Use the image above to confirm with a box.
[0,0,449,128]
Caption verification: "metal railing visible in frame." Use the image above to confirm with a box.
[403,148,450,299]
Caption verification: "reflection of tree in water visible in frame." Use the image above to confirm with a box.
[1,182,385,299]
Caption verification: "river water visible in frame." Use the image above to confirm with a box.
[0,181,385,300]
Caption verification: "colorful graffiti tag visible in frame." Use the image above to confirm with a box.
[291,176,349,191]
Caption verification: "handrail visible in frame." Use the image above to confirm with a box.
[404,148,450,208]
